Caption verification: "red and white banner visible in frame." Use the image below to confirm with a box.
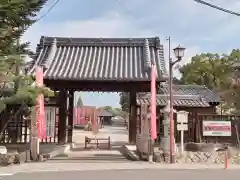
[74,107,87,125]
[73,107,97,126]
[35,66,46,139]
[202,121,231,136]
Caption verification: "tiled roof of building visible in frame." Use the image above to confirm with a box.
[232,60,240,68]
[96,110,112,117]
[137,85,221,107]
[29,36,167,81]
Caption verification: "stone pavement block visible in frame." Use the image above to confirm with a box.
[123,145,139,161]
[72,126,128,144]
[0,146,7,154]
[2,161,240,174]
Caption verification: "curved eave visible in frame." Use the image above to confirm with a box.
[28,48,44,75]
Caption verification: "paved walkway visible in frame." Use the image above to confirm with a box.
[52,120,129,163]
[3,119,240,176]
[72,125,128,144]
[3,169,240,180]
[1,161,240,175]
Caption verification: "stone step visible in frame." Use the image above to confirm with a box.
[49,151,129,163]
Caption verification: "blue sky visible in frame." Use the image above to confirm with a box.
[22,0,240,108]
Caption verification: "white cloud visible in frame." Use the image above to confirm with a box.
[22,12,127,49]
[19,0,240,107]
[22,0,240,61]
[154,0,240,43]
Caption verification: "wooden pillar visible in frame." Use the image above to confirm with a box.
[128,91,137,144]
[58,90,67,144]
[67,90,74,143]
[0,107,10,142]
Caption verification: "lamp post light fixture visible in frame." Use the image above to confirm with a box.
[173,45,186,60]
[169,43,186,164]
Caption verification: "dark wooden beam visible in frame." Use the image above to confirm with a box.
[58,90,67,144]
[44,79,156,92]
[67,90,74,143]
[128,91,137,144]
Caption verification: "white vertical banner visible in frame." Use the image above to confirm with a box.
[45,107,56,137]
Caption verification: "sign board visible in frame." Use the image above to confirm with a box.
[202,121,231,136]
[177,111,188,123]
[177,124,188,131]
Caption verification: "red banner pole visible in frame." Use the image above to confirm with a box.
[224,151,228,169]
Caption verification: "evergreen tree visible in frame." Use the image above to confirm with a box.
[0,0,48,53]
[76,96,83,107]
[0,1,52,113]
[119,92,129,112]
[0,0,55,141]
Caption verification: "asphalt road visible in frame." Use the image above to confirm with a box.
[1,169,239,180]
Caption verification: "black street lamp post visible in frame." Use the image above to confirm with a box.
[168,43,186,163]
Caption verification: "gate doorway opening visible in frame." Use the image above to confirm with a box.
[72,92,128,149]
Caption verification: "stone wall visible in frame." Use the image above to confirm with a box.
[177,151,240,164]
[154,143,240,164]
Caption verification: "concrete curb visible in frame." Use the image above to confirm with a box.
[2,162,240,174]
[46,143,74,159]
[121,145,139,161]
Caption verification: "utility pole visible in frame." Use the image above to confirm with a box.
[166,37,186,163]
[167,37,175,163]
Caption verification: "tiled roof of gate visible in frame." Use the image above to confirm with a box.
[137,85,221,107]
[29,36,167,81]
